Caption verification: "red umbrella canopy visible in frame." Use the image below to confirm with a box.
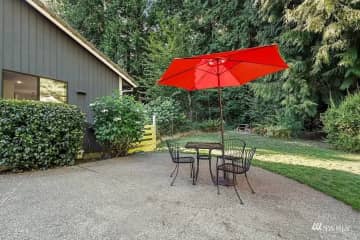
[158,44,288,90]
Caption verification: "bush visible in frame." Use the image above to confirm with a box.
[145,97,186,135]
[322,93,360,152]
[265,126,292,139]
[252,124,291,139]
[0,99,85,170]
[90,94,145,157]
[252,124,267,136]
[198,119,220,132]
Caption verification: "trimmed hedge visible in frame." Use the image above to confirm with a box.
[322,92,360,152]
[0,99,85,170]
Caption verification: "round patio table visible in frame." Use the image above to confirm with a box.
[185,142,223,185]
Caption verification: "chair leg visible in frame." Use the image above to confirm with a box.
[196,156,200,182]
[245,172,255,194]
[233,174,244,204]
[170,164,179,186]
[208,155,215,185]
[216,169,220,195]
[192,162,196,185]
[190,163,193,178]
[170,164,177,178]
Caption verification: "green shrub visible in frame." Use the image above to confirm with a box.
[265,126,292,139]
[145,97,186,135]
[90,94,146,157]
[252,124,267,136]
[322,92,360,152]
[0,99,85,170]
[252,124,291,139]
[198,119,220,132]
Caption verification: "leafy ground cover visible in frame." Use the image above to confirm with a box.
[163,131,360,210]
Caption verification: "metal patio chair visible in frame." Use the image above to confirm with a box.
[216,137,246,184]
[222,137,246,162]
[216,139,256,204]
[166,141,195,186]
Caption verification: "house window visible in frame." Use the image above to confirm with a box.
[122,79,133,95]
[40,78,67,103]
[2,70,67,103]
[3,71,38,100]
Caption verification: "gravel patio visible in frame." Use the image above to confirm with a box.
[0,152,359,240]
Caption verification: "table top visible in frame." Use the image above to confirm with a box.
[185,142,223,150]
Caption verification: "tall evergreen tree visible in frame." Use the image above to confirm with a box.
[57,0,148,78]
[53,0,359,133]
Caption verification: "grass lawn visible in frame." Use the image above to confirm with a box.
[163,131,360,210]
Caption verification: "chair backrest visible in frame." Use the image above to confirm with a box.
[166,140,179,162]
[242,148,256,171]
[223,137,246,160]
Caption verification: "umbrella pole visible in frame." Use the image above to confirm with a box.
[218,86,225,147]
[216,59,225,146]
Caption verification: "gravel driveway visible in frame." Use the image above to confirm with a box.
[0,152,359,240]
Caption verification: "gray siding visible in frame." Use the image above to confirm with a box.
[0,0,120,121]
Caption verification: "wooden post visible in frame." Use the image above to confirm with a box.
[152,115,156,126]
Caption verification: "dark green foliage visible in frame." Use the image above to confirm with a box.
[197,119,220,132]
[141,15,191,100]
[90,94,146,157]
[0,99,85,170]
[58,0,148,78]
[222,86,255,126]
[54,0,360,141]
[144,97,186,136]
[252,124,292,139]
[322,92,360,152]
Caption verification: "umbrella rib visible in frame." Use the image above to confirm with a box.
[226,59,287,68]
[158,61,211,82]
[218,60,286,75]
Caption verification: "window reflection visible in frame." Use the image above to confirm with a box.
[40,78,67,103]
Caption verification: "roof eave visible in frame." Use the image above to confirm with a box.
[25,0,138,88]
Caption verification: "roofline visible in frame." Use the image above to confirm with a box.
[25,0,138,88]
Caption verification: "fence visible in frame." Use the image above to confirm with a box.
[128,124,157,153]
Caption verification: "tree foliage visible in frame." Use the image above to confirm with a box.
[322,92,360,152]
[56,0,148,78]
[145,96,186,136]
[52,0,360,138]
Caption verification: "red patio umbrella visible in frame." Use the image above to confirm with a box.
[158,44,288,145]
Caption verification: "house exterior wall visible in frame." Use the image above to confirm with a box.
[0,0,121,121]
